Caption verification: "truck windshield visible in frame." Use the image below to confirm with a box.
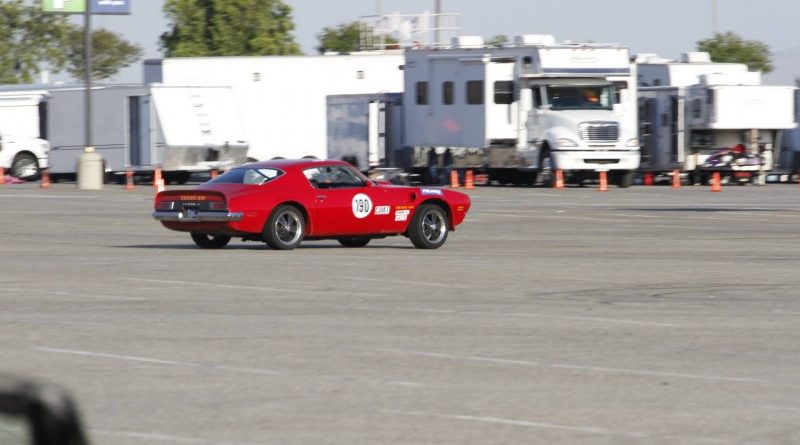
[545,85,613,110]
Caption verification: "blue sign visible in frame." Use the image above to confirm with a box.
[89,0,130,14]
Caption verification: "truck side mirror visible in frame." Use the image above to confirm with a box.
[0,375,89,445]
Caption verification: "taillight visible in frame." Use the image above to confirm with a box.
[155,200,174,210]
[208,201,227,211]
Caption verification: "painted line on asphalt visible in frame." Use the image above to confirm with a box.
[343,276,474,289]
[384,409,648,438]
[4,287,147,302]
[379,349,769,384]
[125,278,387,298]
[92,429,268,445]
[34,347,283,376]
[339,305,681,328]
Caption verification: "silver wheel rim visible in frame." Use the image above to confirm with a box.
[13,157,38,179]
[421,210,446,244]
[540,155,553,184]
[274,211,302,245]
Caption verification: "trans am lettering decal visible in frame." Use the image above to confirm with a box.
[421,188,443,196]
[374,205,390,215]
[352,193,373,219]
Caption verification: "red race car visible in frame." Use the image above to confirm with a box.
[153,159,471,250]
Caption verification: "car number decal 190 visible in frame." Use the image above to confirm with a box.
[352,193,373,219]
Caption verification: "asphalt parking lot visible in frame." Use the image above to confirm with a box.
[1,181,800,444]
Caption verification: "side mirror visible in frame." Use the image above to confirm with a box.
[0,374,89,445]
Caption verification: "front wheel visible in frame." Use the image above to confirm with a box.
[612,170,635,188]
[408,204,449,249]
[11,153,39,181]
[263,205,305,250]
[537,150,555,188]
[191,233,231,249]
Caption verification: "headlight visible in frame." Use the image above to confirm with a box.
[625,138,639,147]
[555,138,578,148]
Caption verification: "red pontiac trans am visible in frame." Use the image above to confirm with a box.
[153,159,471,250]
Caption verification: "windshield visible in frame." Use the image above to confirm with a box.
[208,167,283,185]
[545,85,613,110]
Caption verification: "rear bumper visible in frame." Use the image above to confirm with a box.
[152,211,244,222]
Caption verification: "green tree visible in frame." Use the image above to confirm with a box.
[161,0,301,57]
[697,32,773,73]
[316,21,399,54]
[0,0,71,83]
[65,28,143,81]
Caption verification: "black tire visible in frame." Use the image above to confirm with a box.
[164,171,191,185]
[263,205,305,250]
[537,149,555,188]
[613,170,635,188]
[191,233,231,249]
[408,204,449,249]
[11,152,39,181]
[338,237,371,247]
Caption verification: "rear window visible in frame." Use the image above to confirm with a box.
[208,167,283,185]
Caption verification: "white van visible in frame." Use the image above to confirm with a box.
[0,132,49,180]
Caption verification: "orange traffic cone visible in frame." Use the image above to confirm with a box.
[643,171,653,186]
[124,168,135,190]
[40,169,51,189]
[450,170,460,188]
[210,168,218,179]
[153,167,162,190]
[555,169,565,189]
[672,169,681,189]
[0,167,5,185]
[710,171,722,192]
[156,178,165,193]
[465,169,474,189]
[598,171,608,192]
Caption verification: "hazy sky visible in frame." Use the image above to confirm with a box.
[79,0,800,84]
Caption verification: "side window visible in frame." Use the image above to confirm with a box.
[466,80,484,105]
[416,81,428,105]
[304,166,366,189]
[692,98,702,119]
[494,81,514,104]
[442,81,454,105]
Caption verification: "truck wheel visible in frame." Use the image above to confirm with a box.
[263,205,305,250]
[537,150,555,188]
[409,204,448,249]
[613,170,635,188]
[338,237,370,247]
[11,153,39,180]
[191,233,231,249]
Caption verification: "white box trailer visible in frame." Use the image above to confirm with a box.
[402,35,640,186]
[150,53,405,162]
[637,53,797,184]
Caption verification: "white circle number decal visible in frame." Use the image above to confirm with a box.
[352,193,372,219]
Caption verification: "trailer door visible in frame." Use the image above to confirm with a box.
[128,95,152,167]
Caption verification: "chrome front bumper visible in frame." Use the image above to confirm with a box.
[152,211,244,222]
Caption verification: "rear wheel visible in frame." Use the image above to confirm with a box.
[338,237,371,247]
[11,153,39,181]
[409,204,448,249]
[263,205,305,250]
[612,170,635,188]
[191,233,231,249]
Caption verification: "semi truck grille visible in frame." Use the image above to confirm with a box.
[580,122,619,143]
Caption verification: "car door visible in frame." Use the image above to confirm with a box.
[305,165,386,236]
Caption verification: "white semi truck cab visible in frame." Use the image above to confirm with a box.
[403,35,640,186]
